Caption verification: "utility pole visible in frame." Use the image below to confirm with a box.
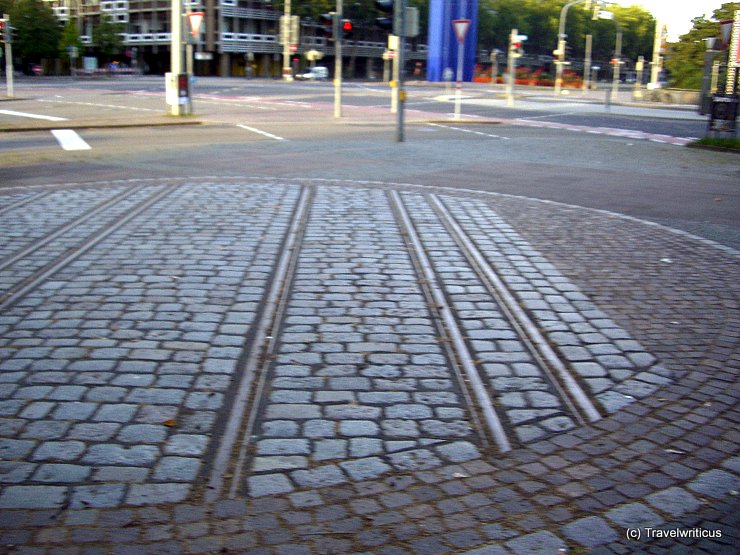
[554,0,585,96]
[726,10,740,94]
[649,19,664,90]
[334,1,343,118]
[170,0,183,115]
[2,15,13,98]
[395,0,406,141]
[282,0,292,81]
[610,25,622,104]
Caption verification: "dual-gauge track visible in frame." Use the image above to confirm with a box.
[0,180,667,506]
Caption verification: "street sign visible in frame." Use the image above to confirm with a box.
[187,12,204,38]
[452,19,471,44]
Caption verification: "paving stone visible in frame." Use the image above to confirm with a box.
[645,487,702,517]
[562,516,619,548]
[605,503,665,529]
[291,465,348,488]
[70,485,127,509]
[687,469,738,499]
[505,530,567,554]
[126,484,190,506]
[0,485,68,509]
[339,457,392,481]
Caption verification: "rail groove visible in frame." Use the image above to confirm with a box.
[0,185,174,310]
[0,185,144,273]
[0,191,54,217]
[205,185,313,503]
[389,190,513,453]
[429,193,602,425]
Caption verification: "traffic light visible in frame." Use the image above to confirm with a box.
[375,0,394,32]
[510,31,525,58]
[320,12,335,41]
[0,18,10,44]
[320,12,349,42]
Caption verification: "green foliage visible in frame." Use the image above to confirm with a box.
[59,19,83,60]
[93,15,124,60]
[692,136,740,150]
[0,0,12,17]
[479,0,655,61]
[665,2,740,89]
[9,0,62,62]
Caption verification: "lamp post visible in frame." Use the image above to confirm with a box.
[170,0,183,115]
[554,0,587,96]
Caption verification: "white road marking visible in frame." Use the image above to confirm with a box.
[37,98,161,113]
[236,124,286,141]
[428,122,510,140]
[51,129,92,151]
[0,109,68,122]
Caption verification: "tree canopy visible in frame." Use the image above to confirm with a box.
[8,0,61,62]
[664,2,740,89]
[479,0,655,62]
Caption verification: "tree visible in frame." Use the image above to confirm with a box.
[93,15,124,63]
[664,2,740,89]
[9,0,62,64]
[59,19,84,63]
[479,0,654,62]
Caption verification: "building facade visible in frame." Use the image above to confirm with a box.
[45,0,427,78]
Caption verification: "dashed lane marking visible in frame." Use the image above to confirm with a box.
[236,124,287,141]
[51,129,92,151]
[428,122,511,140]
[37,98,160,113]
[0,109,68,122]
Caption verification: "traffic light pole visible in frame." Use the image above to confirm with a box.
[334,1,343,118]
[282,0,292,81]
[2,14,13,98]
[170,0,183,115]
[395,0,406,142]
[506,29,516,107]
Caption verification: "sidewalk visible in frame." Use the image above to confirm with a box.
[0,175,737,554]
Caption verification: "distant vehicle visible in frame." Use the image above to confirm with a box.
[296,66,329,81]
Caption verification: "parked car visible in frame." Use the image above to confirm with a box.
[296,66,329,81]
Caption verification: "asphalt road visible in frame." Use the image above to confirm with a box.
[1,76,738,249]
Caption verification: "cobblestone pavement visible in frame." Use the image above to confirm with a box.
[0,177,737,554]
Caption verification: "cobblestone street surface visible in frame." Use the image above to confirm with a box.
[0,177,737,553]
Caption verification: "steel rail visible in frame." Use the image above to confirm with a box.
[0,185,174,310]
[429,194,602,425]
[389,190,513,453]
[204,185,313,502]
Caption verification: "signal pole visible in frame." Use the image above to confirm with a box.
[334,1,343,118]
[282,0,292,81]
[2,15,14,98]
[395,0,406,141]
[170,0,183,115]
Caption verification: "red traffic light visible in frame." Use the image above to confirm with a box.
[342,20,353,32]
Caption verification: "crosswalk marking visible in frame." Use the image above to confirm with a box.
[51,129,92,151]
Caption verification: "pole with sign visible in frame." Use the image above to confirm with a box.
[169,0,183,115]
[452,19,470,120]
[726,10,740,94]
[2,15,14,97]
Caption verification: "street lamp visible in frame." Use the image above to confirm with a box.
[554,0,588,96]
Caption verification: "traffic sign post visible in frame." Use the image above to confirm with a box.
[1,15,13,97]
[452,19,470,120]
